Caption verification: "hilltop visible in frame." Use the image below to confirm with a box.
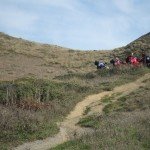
[113,32,150,57]
[125,32,150,52]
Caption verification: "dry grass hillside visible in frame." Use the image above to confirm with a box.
[1,32,150,81]
[113,32,150,58]
[51,78,150,150]
[0,32,150,150]
[0,32,110,81]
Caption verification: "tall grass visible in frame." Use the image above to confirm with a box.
[51,79,150,150]
[0,66,149,149]
[0,77,91,149]
[52,110,150,150]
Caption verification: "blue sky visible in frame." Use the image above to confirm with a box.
[0,0,150,50]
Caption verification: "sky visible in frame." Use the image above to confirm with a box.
[0,0,150,50]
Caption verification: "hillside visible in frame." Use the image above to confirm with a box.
[0,32,150,150]
[0,32,110,81]
[113,32,150,58]
[125,32,150,53]
[0,32,150,81]
[15,73,150,150]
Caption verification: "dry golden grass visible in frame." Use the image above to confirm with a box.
[0,32,150,150]
[1,32,150,81]
[51,76,150,150]
[0,32,111,81]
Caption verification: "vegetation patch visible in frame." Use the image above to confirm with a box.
[103,80,150,114]
[0,77,92,149]
[101,95,113,103]
[83,106,91,115]
[77,115,99,128]
[66,78,150,150]
[50,140,91,150]
[0,62,149,149]
[54,110,150,150]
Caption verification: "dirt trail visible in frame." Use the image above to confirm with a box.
[14,73,150,150]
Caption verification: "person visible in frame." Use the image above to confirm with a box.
[130,56,138,64]
[126,52,134,63]
[131,53,139,65]
[94,60,106,69]
[110,59,115,66]
[145,55,150,67]
[139,52,146,63]
[97,61,106,69]
[126,52,139,65]
[110,56,122,67]
[114,57,121,66]
[126,56,131,64]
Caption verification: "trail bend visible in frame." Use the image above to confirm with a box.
[14,73,150,150]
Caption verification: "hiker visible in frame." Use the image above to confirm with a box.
[110,59,115,66]
[126,55,132,64]
[114,57,121,66]
[98,61,106,69]
[141,53,150,67]
[126,52,139,65]
[130,56,139,65]
[110,56,122,67]
[142,52,146,63]
[95,60,106,69]
[126,52,133,64]
[145,55,150,67]
[140,52,150,66]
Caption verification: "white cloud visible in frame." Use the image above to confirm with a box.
[113,0,134,14]
[0,0,149,50]
[0,5,38,32]
[40,0,76,10]
[0,13,38,32]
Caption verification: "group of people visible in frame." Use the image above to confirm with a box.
[95,52,150,69]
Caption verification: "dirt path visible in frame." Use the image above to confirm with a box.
[14,73,150,150]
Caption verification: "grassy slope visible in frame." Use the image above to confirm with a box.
[0,67,149,150]
[49,32,150,150]
[0,32,150,149]
[0,32,149,81]
[112,32,150,61]
[0,32,110,80]
[51,75,150,150]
